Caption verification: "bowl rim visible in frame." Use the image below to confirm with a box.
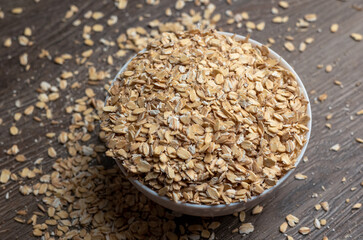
[107,31,312,211]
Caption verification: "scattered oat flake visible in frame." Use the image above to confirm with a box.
[330,23,339,33]
[326,113,333,120]
[18,36,29,46]
[48,147,57,158]
[0,169,11,183]
[209,221,221,230]
[286,214,299,227]
[242,12,250,20]
[279,1,289,9]
[84,39,94,46]
[299,42,306,52]
[271,7,279,15]
[175,0,185,10]
[14,113,22,121]
[321,201,329,211]
[320,219,327,226]
[305,37,314,44]
[325,65,333,73]
[15,154,26,162]
[315,204,321,210]
[107,15,118,26]
[246,21,256,29]
[201,229,210,238]
[284,42,295,52]
[92,11,104,20]
[304,13,317,22]
[356,109,363,115]
[351,33,362,41]
[268,38,275,44]
[24,27,32,36]
[10,126,19,135]
[239,211,246,222]
[299,227,310,235]
[107,55,113,65]
[82,49,93,58]
[239,223,254,235]
[256,22,265,31]
[280,222,288,233]
[15,100,21,108]
[295,173,307,180]
[272,16,288,23]
[252,205,263,215]
[12,7,23,14]
[272,16,282,23]
[54,57,64,65]
[286,236,294,240]
[4,38,12,47]
[318,93,328,102]
[33,228,42,237]
[334,80,342,86]
[356,138,363,143]
[73,19,81,26]
[19,53,28,66]
[46,132,56,139]
[352,203,361,209]
[314,218,321,229]
[115,0,128,9]
[330,144,340,152]
[165,8,172,16]
[14,217,25,223]
[93,24,104,32]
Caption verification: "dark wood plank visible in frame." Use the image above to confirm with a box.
[0,0,362,239]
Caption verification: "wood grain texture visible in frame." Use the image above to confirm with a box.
[0,0,362,239]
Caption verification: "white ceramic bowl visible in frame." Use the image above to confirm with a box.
[108,32,312,217]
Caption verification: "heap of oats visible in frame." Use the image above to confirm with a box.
[101,30,310,204]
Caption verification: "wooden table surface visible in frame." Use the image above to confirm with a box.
[0,0,362,239]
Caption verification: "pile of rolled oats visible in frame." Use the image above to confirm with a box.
[101,29,310,204]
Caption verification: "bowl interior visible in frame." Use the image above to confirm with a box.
[109,32,312,217]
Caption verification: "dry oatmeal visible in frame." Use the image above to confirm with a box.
[101,30,310,204]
